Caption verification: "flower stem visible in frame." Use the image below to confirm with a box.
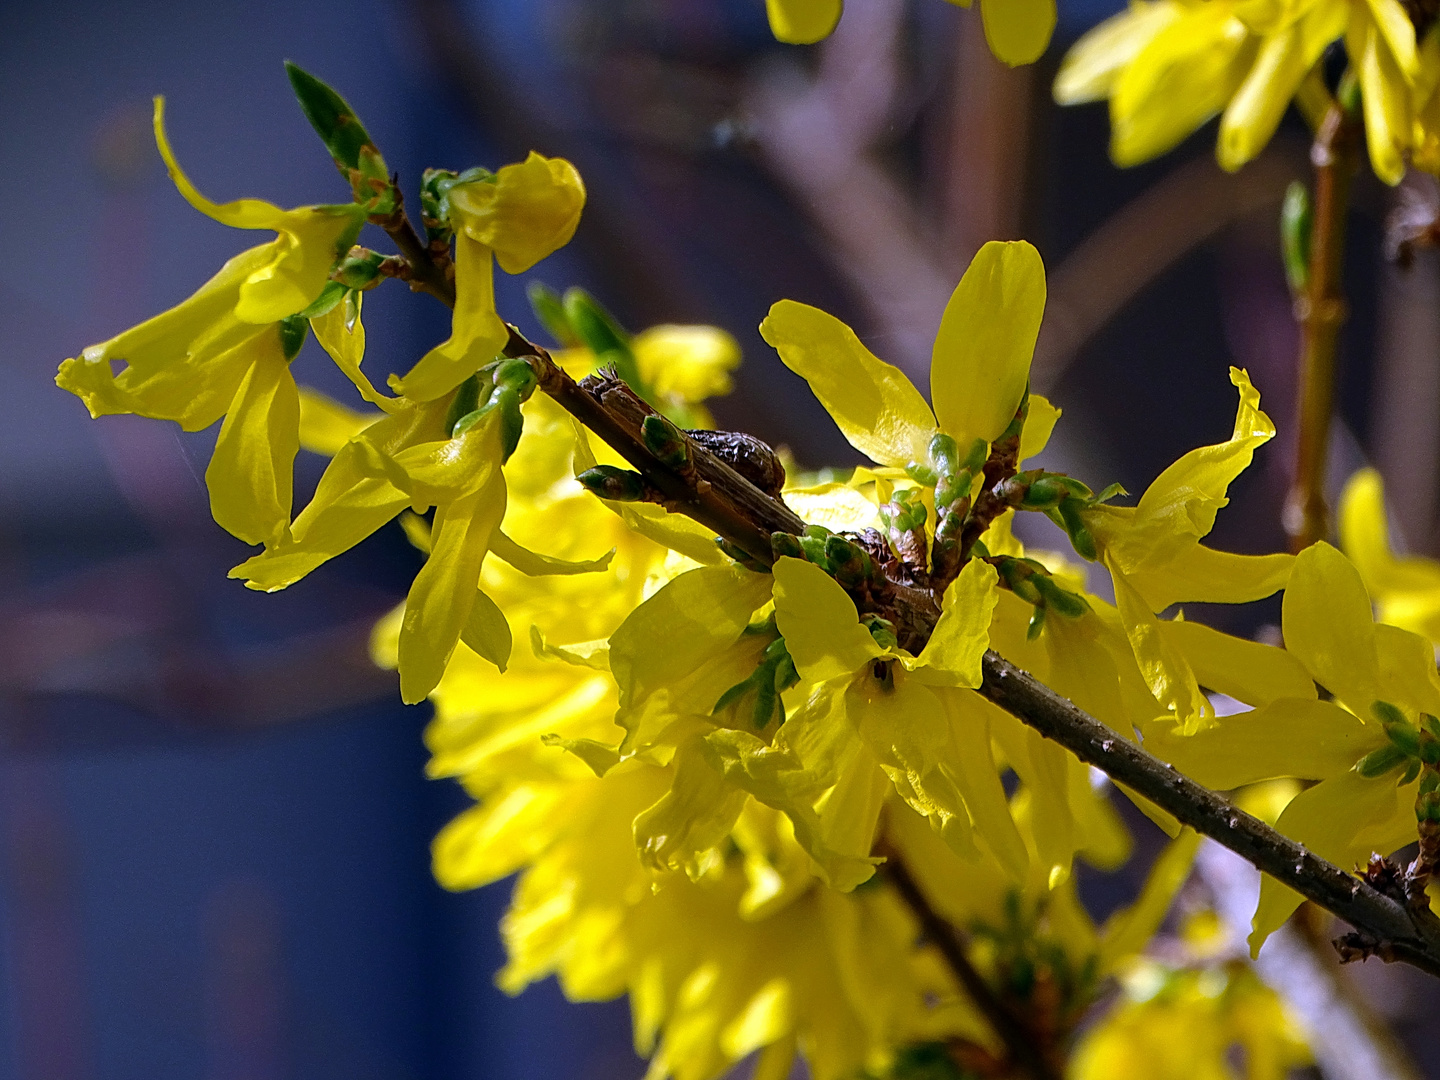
[882,850,1062,1080]
[1285,97,1360,551]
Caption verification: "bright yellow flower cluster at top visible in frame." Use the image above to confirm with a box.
[764,0,1057,66]
[1055,0,1440,184]
[59,81,1433,1080]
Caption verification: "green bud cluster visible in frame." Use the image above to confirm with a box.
[774,524,879,586]
[992,555,1090,641]
[420,165,494,242]
[447,358,539,461]
[878,488,927,534]
[577,464,648,502]
[713,622,801,729]
[1356,703,1440,807]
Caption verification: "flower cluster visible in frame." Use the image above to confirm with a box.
[58,66,1440,1080]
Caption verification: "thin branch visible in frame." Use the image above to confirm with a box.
[371,183,456,308]
[1286,98,1359,550]
[883,851,1062,1080]
[977,651,1440,978]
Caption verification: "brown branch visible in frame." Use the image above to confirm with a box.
[371,183,456,308]
[883,851,1062,1080]
[1285,99,1360,551]
[977,651,1440,978]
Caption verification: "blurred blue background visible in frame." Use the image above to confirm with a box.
[4,0,1438,1077]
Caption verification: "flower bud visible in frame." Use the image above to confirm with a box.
[284,61,386,176]
[1357,744,1409,778]
[641,414,691,469]
[577,465,647,502]
[927,433,960,477]
[771,532,804,560]
[904,461,939,487]
[1372,700,1408,727]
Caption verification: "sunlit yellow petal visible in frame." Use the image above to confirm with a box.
[771,557,883,682]
[912,557,997,685]
[204,333,299,547]
[1054,0,1180,104]
[980,0,1056,65]
[1160,618,1316,705]
[448,152,586,275]
[297,387,381,456]
[1281,541,1382,708]
[311,298,401,413]
[390,234,508,401]
[765,0,843,44]
[461,587,512,671]
[931,241,1046,446]
[760,301,935,469]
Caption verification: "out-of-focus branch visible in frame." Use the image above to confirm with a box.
[1197,841,1424,1080]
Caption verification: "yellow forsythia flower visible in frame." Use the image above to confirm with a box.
[392,154,586,401]
[1339,466,1440,641]
[56,98,365,547]
[1055,0,1418,183]
[765,0,1056,66]
[1145,540,1439,953]
[1072,962,1311,1080]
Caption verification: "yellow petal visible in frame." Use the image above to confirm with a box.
[980,0,1056,65]
[489,530,614,576]
[1106,537,1293,610]
[460,587,512,671]
[310,298,401,413]
[632,324,739,405]
[1159,618,1316,705]
[945,691,1031,879]
[390,234,508,401]
[1340,468,1440,642]
[760,300,935,469]
[1098,829,1201,972]
[634,737,749,872]
[1350,2,1413,186]
[398,464,508,704]
[771,557,883,682]
[764,0,843,43]
[1250,769,1403,953]
[232,400,447,591]
[297,387,381,456]
[154,98,361,322]
[1110,4,1253,167]
[431,785,566,890]
[1053,0,1180,104]
[57,246,273,430]
[1281,541,1382,708]
[1018,393,1061,463]
[448,152,586,275]
[1218,6,1341,171]
[912,557,998,685]
[1144,698,1375,789]
[204,333,299,547]
[931,241,1046,445]
[609,564,773,708]
[1108,556,1210,729]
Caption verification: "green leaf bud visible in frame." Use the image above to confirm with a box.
[904,461,939,487]
[1402,758,1423,785]
[752,678,779,728]
[1021,476,1069,510]
[1032,574,1089,618]
[332,246,388,290]
[927,433,960,477]
[445,371,487,436]
[1357,744,1409,778]
[299,280,347,319]
[862,615,899,651]
[771,532,805,560]
[563,288,644,391]
[1385,721,1422,757]
[1421,733,1440,766]
[1026,605,1047,641]
[961,437,989,474]
[1090,481,1128,506]
[1055,499,1097,561]
[493,357,538,399]
[278,314,309,362]
[1417,787,1440,823]
[715,537,767,571]
[527,281,579,347]
[803,524,833,540]
[577,465,648,502]
[799,535,832,569]
[1372,700,1408,727]
[641,414,691,469]
[935,470,972,510]
[1421,769,1440,796]
[284,61,384,176]
[1281,181,1312,297]
[1424,714,1440,741]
